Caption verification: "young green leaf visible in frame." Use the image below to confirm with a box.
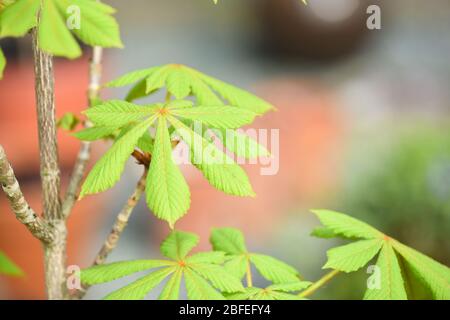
[311,209,384,240]
[105,64,274,114]
[323,239,384,273]
[80,117,155,197]
[250,254,300,284]
[83,100,157,127]
[210,227,247,255]
[81,260,174,285]
[227,287,304,300]
[185,251,226,264]
[212,128,270,159]
[267,281,312,292]
[363,243,407,300]
[106,67,159,88]
[57,112,80,131]
[0,0,39,38]
[171,106,256,129]
[146,117,191,227]
[169,116,255,197]
[104,267,175,300]
[393,240,450,300]
[223,255,248,280]
[160,231,199,261]
[158,268,183,300]
[188,263,245,293]
[184,268,225,300]
[0,251,23,277]
[56,0,122,48]
[73,125,118,141]
[39,0,82,58]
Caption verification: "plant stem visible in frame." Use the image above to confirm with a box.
[73,170,147,299]
[245,256,253,287]
[62,46,103,218]
[31,28,66,300]
[93,170,147,266]
[298,269,340,298]
[0,145,55,243]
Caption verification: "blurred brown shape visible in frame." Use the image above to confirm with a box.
[259,0,374,60]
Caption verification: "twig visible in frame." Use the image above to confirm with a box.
[245,255,253,287]
[298,269,340,298]
[32,27,66,300]
[74,170,148,299]
[62,47,103,218]
[94,170,147,265]
[0,145,55,243]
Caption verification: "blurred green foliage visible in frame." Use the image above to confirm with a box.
[341,125,450,265]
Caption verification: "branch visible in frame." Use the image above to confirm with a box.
[62,47,103,218]
[74,170,148,299]
[298,269,340,298]
[0,145,55,243]
[94,170,147,265]
[32,27,66,300]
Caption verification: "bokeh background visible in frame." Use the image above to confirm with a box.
[1,0,449,299]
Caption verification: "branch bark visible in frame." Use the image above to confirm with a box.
[0,145,55,243]
[62,46,103,218]
[32,28,66,300]
[74,170,147,299]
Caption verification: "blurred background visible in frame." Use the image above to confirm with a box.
[1,0,449,299]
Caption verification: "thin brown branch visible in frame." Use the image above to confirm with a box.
[0,145,55,243]
[32,27,66,300]
[62,47,103,218]
[94,170,147,265]
[74,170,148,299]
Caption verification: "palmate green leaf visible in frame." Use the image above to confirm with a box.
[80,259,174,285]
[210,228,301,284]
[184,268,225,300]
[0,48,5,79]
[80,116,156,197]
[324,239,383,273]
[311,209,383,240]
[169,116,255,197]
[73,125,118,141]
[185,251,226,264]
[105,64,274,114]
[104,267,175,300]
[146,117,190,227]
[57,112,80,131]
[160,231,199,261]
[0,251,23,277]
[0,0,121,58]
[171,106,256,129]
[55,0,122,48]
[364,242,407,300]
[226,287,303,300]
[158,267,183,300]
[393,240,450,300]
[83,231,239,300]
[39,0,81,58]
[212,128,270,159]
[0,0,39,37]
[267,281,312,292]
[223,255,248,280]
[188,263,245,293]
[315,210,450,300]
[83,100,158,127]
[210,227,247,255]
[250,254,300,284]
